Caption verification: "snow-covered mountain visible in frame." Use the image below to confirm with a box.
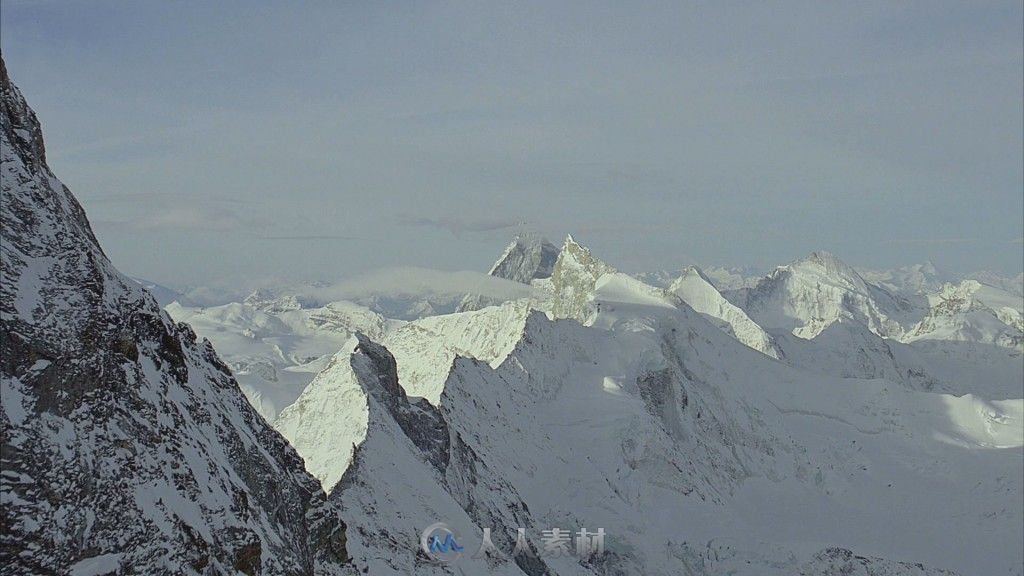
[861,264,1024,302]
[0,58,348,574]
[718,252,1022,396]
[905,280,1023,350]
[276,236,1022,574]
[275,299,535,493]
[168,238,1021,404]
[735,251,915,341]
[457,233,559,312]
[667,266,783,359]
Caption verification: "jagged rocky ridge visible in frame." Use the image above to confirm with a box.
[0,57,348,575]
[667,266,783,359]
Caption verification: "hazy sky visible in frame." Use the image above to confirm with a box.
[3,1,1022,291]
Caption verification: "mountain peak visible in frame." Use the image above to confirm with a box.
[801,250,854,272]
[487,232,559,281]
[456,232,559,312]
[678,264,714,285]
[549,234,616,322]
[557,234,613,272]
[1,56,47,172]
[741,250,914,340]
[243,288,303,312]
[352,332,403,403]
[787,250,868,290]
[669,266,783,358]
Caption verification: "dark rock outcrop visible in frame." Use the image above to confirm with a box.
[0,55,348,575]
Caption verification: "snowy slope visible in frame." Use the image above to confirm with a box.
[432,308,1021,575]
[667,266,782,358]
[0,58,348,575]
[383,299,533,403]
[275,299,535,493]
[274,338,368,495]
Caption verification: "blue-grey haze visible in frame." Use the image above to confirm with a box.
[2,1,1021,292]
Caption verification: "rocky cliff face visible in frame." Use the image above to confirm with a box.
[0,56,348,575]
[457,233,559,312]
[548,235,615,324]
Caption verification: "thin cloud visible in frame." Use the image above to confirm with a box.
[879,238,979,246]
[83,192,253,206]
[255,234,361,241]
[96,207,244,232]
[398,215,525,239]
[305,267,538,301]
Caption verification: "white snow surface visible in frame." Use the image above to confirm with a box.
[668,266,783,358]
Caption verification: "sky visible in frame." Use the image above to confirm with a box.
[2,1,1022,294]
